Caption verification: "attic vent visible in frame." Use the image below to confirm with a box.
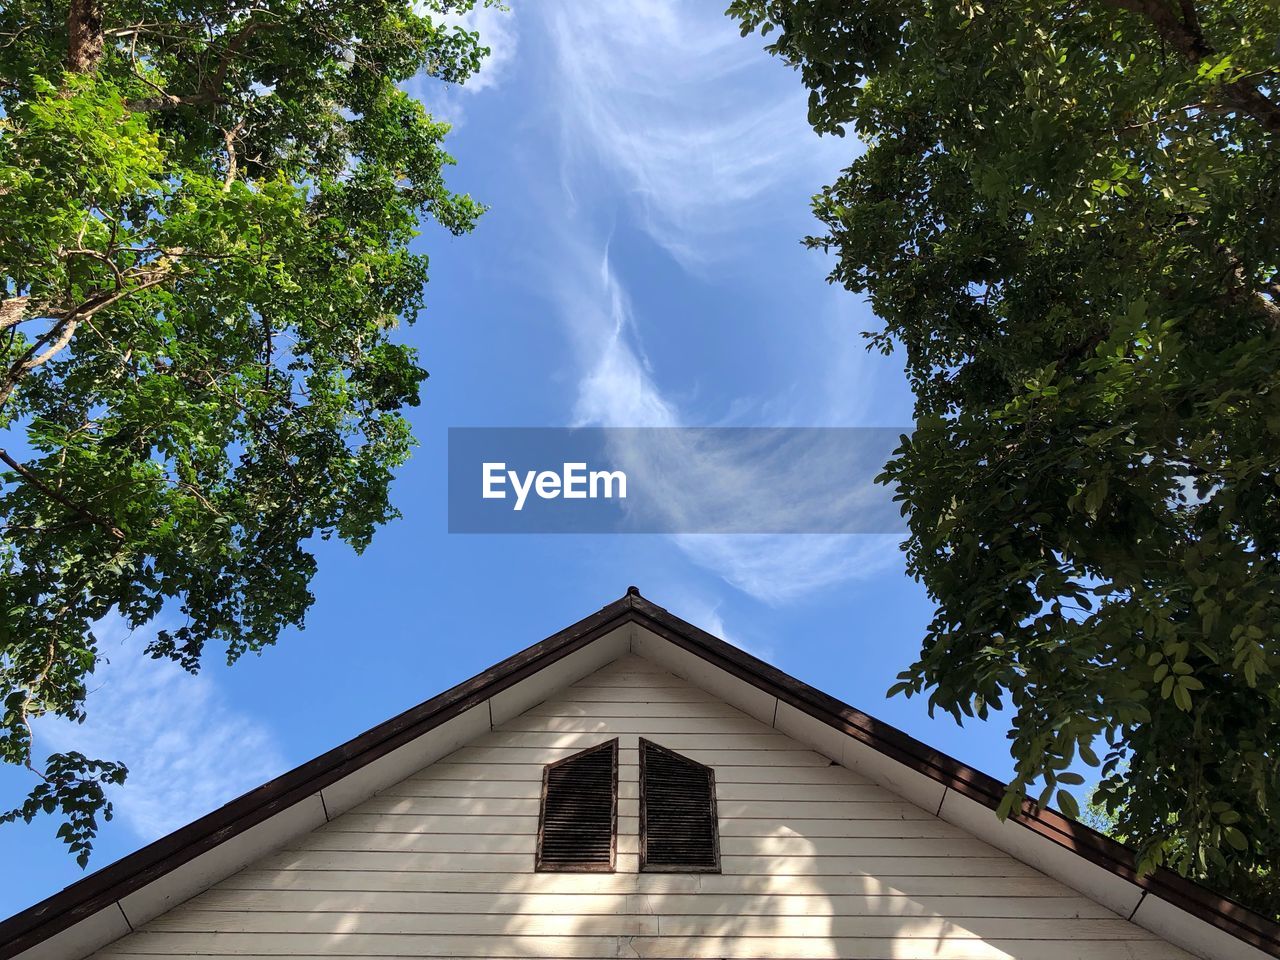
[640,739,720,872]
[536,739,618,872]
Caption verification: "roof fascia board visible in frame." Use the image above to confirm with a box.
[1136,894,1277,960]
[4,905,129,960]
[119,793,328,935]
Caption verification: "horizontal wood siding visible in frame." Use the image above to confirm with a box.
[93,655,1194,959]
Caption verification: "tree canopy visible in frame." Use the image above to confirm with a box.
[730,0,1280,916]
[0,0,487,863]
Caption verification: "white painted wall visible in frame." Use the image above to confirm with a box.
[90,654,1196,959]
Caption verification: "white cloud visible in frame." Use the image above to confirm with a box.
[568,248,676,429]
[597,426,901,535]
[543,0,848,269]
[532,1,900,605]
[674,534,902,606]
[36,619,285,842]
[549,241,901,603]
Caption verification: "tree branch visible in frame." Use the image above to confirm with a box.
[1217,84,1280,134]
[124,88,222,113]
[1214,244,1280,333]
[1101,0,1280,132]
[1103,0,1211,60]
[1,315,78,405]
[21,316,80,375]
[0,449,125,540]
[222,120,245,191]
[65,247,125,289]
[0,295,36,332]
[0,265,183,408]
[124,17,277,113]
[66,0,104,72]
[1175,0,1207,55]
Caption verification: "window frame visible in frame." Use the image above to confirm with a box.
[638,738,722,873]
[534,738,619,873]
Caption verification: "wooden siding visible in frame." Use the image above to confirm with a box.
[92,655,1194,960]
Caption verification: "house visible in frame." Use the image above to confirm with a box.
[1,588,1275,960]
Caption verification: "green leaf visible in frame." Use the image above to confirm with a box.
[1056,790,1080,820]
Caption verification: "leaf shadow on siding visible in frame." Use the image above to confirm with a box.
[96,655,1178,959]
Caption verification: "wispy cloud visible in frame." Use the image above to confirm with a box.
[674,534,902,606]
[547,241,901,601]
[596,428,903,534]
[531,0,901,604]
[36,619,285,842]
[543,1,847,269]
[568,248,676,429]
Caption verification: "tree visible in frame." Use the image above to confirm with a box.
[730,0,1280,916]
[0,0,488,864]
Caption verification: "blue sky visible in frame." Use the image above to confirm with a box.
[0,2,1032,914]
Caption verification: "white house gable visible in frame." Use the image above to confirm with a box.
[89,654,1195,960]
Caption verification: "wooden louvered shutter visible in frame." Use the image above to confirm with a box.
[640,739,720,872]
[535,739,618,871]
